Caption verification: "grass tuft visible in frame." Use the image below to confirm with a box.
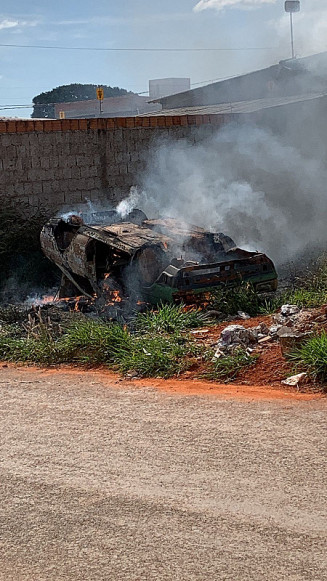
[208,284,261,317]
[0,313,202,378]
[287,331,327,383]
[117,333,196,378]
[59,319,132,365]
[134,303,207,334]
[202,348,259,382]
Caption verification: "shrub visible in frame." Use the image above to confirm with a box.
[288,331,327,383]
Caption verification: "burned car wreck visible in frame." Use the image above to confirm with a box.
[40,209,277,304]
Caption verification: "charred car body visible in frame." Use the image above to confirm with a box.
[40,209,277,303]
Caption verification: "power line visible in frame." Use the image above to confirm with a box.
[0,69,271,110]
[0,43,277,52]
[0,105,33,110]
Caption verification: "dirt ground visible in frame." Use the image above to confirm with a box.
[0,365,326,581]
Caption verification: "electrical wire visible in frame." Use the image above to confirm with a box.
[0,71,258,109]
[0,43,277,52]
[0,68,275,111]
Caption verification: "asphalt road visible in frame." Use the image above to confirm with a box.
[0,366,326,581]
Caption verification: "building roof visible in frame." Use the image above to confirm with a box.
[139,92,327,117]
[54,94,160,119]
[150,52,327,110]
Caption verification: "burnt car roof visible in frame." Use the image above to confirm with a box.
[79,222,173,256]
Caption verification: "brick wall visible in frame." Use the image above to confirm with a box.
[0,115,234,213]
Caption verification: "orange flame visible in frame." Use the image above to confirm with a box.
[111,290,122,303]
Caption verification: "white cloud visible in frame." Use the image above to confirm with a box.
[57,13,191,27]
[194,0,276,12]
[0,19,19,30]
[0,18,38,31]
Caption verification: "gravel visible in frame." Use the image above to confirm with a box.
[0,366,326,581]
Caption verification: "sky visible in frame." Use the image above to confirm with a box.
[0,0,326,117]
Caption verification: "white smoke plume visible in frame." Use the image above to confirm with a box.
[274,0,327,57]
[116,186,140,218]
[134,124,327,265]
[193,0,327,60]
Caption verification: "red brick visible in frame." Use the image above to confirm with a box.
[156,116,166,127]
[61,120,71,131]
[165,116,174,127]
[141,117,150,127]
[70,119,79,131]
[172,116,182,126]
[44,120,54,132]
[88,119,98,130]
[125,117,136,128]
[15,121,28,132]
[0,122,7,133]
[180,116,188,126]
[187,116,197,126]
[26,121,36,132]
[135,117,144,127]
[104,118,114,129]
[98,118,108,130]
[51,120,63,131]
[78,119,88,130]
[150,117,158,127]
[7,121,18,133]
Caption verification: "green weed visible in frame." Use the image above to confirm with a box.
[134,303,207,334]
[117,333,195,378]
[208,284,261,317]
[202,348,259,382]
[286,289,327,309]
[59,319,132,364]
[0,316,199,378]
[287,331,327,383]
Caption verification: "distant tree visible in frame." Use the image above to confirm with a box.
[32,83,132,118]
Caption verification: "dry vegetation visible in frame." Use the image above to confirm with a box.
[1,197,327,388]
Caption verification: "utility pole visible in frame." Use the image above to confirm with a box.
[284,1,301,60]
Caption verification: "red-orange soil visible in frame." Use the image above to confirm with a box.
[2,313,326,402]
[2,362,323,402]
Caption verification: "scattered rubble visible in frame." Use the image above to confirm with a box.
[209,303,327,390]
[282,373,308,387]
[237,311,251,320]
[268,324,280,338]
[277,327,312,355]
[273,304,324,333]
[280,304,300,317]
[213,323,270,359]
